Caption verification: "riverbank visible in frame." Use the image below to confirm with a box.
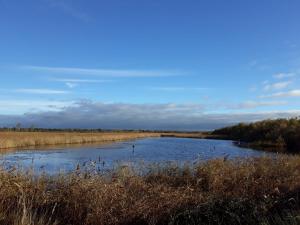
[160,132,224,139]
[0,131,161,150]
[0,131,226,151]
[212,118,300,154]
[1,155,299,225]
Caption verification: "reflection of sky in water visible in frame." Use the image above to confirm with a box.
[0,138,272,175]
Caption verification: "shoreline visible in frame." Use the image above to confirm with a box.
[163,133,292,153]
[0,131,290,153]
[0,131,161,150]
[0,131,229,151]
[160,133,226,139]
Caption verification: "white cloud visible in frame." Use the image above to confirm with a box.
[260,89,300,98]
[0,100,74,114]
[52,78,112,83]
[22,65,185,77]
[0,100,299,130]
[52,78,112,88]
[14,89,69,94]
[65,83,78,88]
[148,86,209,92]
[249,86,257,92]
[263,81,292,91]
[273,72,296,79]
[230,101,287,109]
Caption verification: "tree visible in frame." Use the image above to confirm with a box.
[15,123,21,131]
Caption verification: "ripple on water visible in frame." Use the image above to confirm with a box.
[0,137,272,175]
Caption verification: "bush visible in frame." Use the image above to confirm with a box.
[212,118,300,153]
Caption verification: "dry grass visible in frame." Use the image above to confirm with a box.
[160,133,223,139]
[161,132,209,138]
[0,155,300,225]
[0,132,160,149]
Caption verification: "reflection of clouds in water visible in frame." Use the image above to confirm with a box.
[0,138,272,175]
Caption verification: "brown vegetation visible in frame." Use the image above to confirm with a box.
[212,118,300,153]
[160,132,221,139]
[0,132,160,149]
[0,156,299,225]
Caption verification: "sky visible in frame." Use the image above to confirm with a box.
[0,0,300,130]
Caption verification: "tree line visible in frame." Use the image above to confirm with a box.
[212,118,300,153]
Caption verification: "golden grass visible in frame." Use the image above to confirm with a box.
[0,132,160,149]
[0,155,300,225]
[160,132,222,139]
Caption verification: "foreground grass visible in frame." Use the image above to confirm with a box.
[0,156,300,225]
[0,131,160,149]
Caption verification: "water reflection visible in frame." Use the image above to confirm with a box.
[0,137,271,175]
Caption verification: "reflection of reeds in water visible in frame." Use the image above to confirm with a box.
[0,155,299,225]
[0,132,160,150]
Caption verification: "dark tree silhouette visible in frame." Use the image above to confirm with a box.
[213,118,300,153]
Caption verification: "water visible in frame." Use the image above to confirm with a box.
[0,137,271,175]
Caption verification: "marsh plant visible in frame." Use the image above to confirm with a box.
[0,132,159,150]
[0,155,299,225]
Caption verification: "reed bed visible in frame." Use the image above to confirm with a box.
[0,132,160,149]
[0,155,299,225]
[161,132,209,138]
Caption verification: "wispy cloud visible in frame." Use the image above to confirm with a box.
[52,78,113,88]
[273,72,296,79]
[248,60,258,67]
[263,81,292,91]
[247,59,271,71]
[260,89,300,98]
[46,0,90,22]
[14,89,69,95]
[65,83,78,88]
[52,78,112,83]
[249,86,257,92]
[148,86,209,92]
[0,99,74,114]
[22,65,185,77]
[229,101,287,109]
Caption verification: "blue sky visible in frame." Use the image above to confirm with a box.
[0,0,300,130]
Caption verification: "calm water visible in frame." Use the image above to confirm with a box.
[0,137,271,174]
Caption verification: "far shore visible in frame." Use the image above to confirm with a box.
[160,132,225,139]
[0,131,161,150]
[1,130,223,150]
[0,129,290,153]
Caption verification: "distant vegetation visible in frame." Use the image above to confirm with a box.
[212,118,300,153]
[0,127,211,150]
[0,125,201,134]
[0,131,160,149]
[0,156,299,225]
[0,126,153,133]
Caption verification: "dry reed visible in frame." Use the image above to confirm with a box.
[0,132,160,149]
[0,155,299,225]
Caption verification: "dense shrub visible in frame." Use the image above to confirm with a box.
[212,118,300,153]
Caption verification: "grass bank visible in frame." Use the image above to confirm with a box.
[0,155,300,225]
[0,131,160,150]
[160,132,222,139]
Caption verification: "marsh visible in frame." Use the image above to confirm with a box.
[0,137,271,174]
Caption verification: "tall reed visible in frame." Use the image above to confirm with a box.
[0,155,299,225]
[0,132,160,149]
